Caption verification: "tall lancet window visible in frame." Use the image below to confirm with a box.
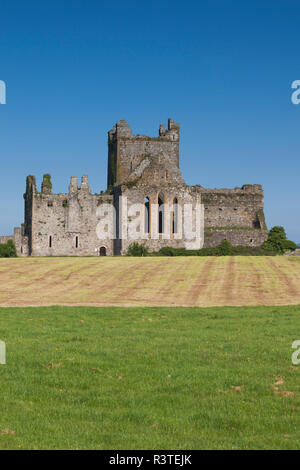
[158,194,164,234]
[172,198,178,234]
[144,197,150,234]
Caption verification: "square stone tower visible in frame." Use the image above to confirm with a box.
[107,118,180,188]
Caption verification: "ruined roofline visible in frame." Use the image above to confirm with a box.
[0,235,14,243]
[192,184,264,193]
[25,174,112,198]
[108,118,180,142]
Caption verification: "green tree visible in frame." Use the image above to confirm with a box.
[263,226,297,254]
[0,240,17,257]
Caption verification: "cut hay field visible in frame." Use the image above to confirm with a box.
[0,256,300,307]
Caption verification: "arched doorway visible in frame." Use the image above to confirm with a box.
[99,246,107,256]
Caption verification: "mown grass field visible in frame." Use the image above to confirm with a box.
[0,256,300,307]
[0,305,300,450]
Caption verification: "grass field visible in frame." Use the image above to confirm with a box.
[0,305,300,450]
[0,256,300,307]
[1,257,300,449]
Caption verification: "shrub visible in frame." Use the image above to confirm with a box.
[230,245,274,256]
[157,241,234,256]
[0,240,17,257]
[262,226,297,254]
[127,236,292,257]
[282,239,298,252]
[42,174,52,192]
[158,247,177,256]
[156,247,195,256]
[127,242,149,257]
[215,239,233,256]
[150,240,276,257]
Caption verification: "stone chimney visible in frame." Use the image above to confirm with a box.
[80,175,91,193]
[69,176,78,194]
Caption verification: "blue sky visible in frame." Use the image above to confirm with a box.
[0,0,299,241]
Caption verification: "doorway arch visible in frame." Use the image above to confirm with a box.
[99,246,107,256]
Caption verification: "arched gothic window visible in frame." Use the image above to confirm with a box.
[172,198,178,234]
[158,194,164,234]
[144,197,150,234]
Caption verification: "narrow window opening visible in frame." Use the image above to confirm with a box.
[172,198,178,234]
[144,197,150,234]
[158,195,164,234]
[253,218,261,228]
[49,236,52,248]
[75,236,79,248]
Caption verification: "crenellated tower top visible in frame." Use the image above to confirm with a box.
[107,118,180,188]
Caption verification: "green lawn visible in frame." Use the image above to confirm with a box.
[0,305,300,450]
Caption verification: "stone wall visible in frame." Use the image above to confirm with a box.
[24,174,114,256]
[198,184,268,247]
[107,118,206,255]
[115,179,204,255]
[0,118,269,256]
[203,228,268,248]
[0,228,29,256]
[0,235,13,244]
[108,119,180,187]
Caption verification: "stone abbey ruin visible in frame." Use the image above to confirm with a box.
[1,118,268,256]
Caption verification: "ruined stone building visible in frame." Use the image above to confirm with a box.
[2,118,268,256]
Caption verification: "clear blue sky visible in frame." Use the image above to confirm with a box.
[0,0,299,241]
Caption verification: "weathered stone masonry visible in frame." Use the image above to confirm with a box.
[21,174,113,256]
[2,118,268,256]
